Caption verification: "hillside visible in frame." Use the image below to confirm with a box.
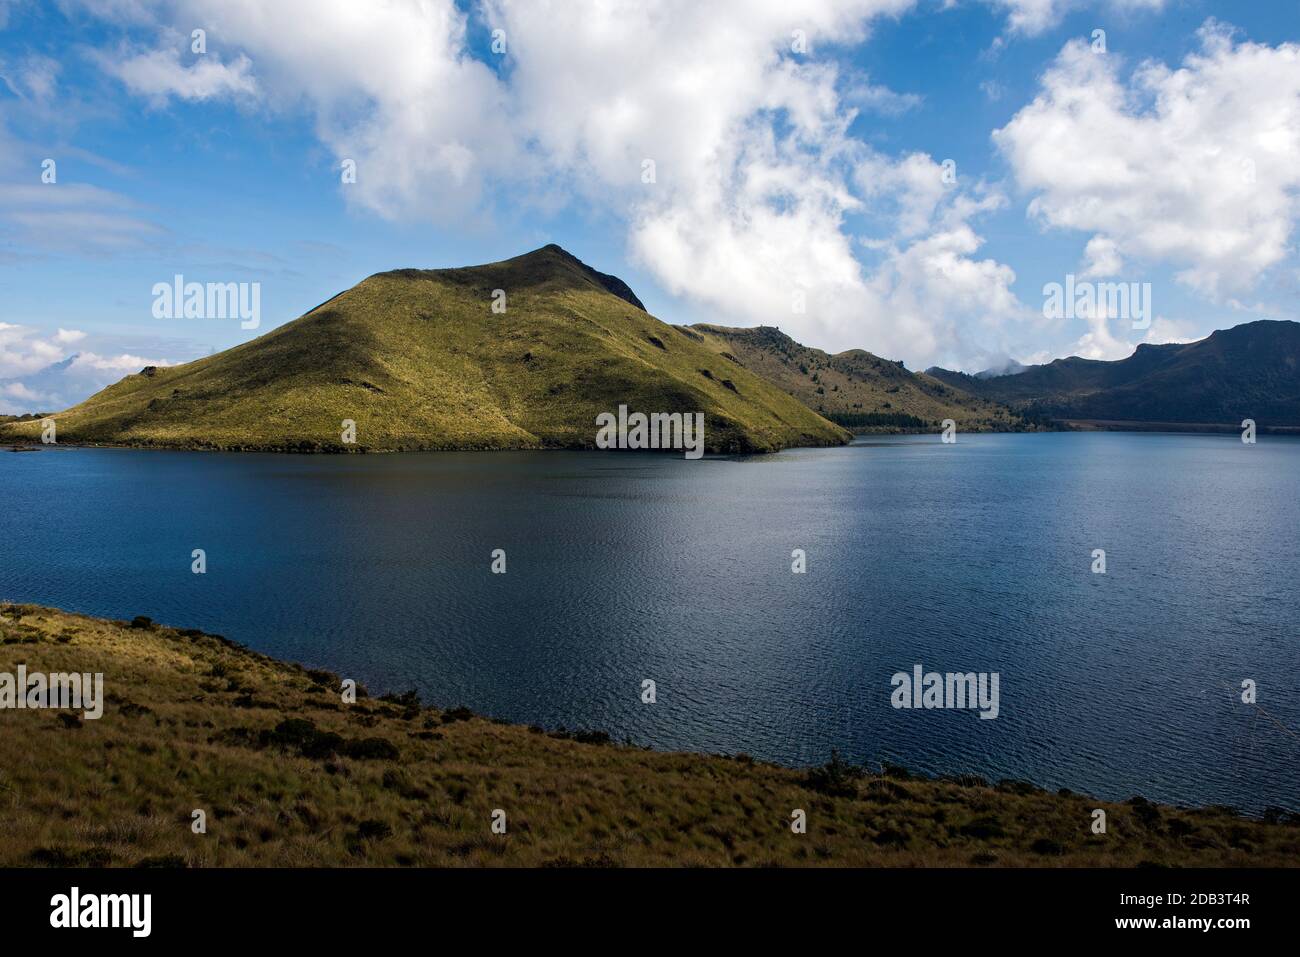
[2,602,1296,867]
[0,246,849,454]
[687,325,1032,432]
[927,320,1300,428]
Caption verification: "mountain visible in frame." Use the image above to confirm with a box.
[926,320,1300,428]
[686,324,1032,432]
[0,245,849,453]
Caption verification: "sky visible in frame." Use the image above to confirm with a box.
[1,0,1297,413]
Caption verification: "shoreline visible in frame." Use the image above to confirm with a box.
[9,425,1300,456]
[2,602,1297,867]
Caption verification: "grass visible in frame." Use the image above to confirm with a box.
[688,324,1036,432]
[2,603,1296,868]
[0,246,849,454]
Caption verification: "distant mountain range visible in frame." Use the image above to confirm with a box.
[927,320,1300,430]
[686,325,1032,432]
[0,245,848,453]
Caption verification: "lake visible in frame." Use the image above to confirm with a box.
[3,432,1297,812]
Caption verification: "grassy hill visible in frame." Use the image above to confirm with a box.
[687,325,1032,432]
[0,246,848,454]
[927,320,1300,428]
[2,602,1296,867]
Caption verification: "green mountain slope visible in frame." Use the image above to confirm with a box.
[0,246,849,453]
[926,320,1300,428]
[687,325,1031,432]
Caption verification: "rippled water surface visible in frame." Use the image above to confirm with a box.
[4,433,1297,811]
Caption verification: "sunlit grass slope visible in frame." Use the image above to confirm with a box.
[689,324,1033,432]
[2,604,1295,868]
[0,246,849,453]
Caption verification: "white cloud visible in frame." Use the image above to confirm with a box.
[67,0,1032,367]
[0,53,60,102]
[100,46,256,102]
[1081,235,1122,278]
[487,0,1019,362]
[0,322,62,376]
[989,0,1166,37]
[114,0,519,222]
[1071,312,1201,361]
[69,351,166,372]
[0,322,172,413]
[92,1,1252,367]
[995,22,1300,299]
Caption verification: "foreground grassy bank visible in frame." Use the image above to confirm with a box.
[1,604,1295,867]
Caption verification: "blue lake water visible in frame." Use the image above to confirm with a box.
[2,433,1297,812]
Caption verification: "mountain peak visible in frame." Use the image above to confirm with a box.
[374,244,647,313]
[488,244,646,311]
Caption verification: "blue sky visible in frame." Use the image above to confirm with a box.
[1,0,1298,412]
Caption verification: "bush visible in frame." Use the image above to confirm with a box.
[343,737,399,760]
[804,750,862,798]
[959,816,1006,840]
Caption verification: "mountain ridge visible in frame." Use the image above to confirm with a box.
[686,324,1034,432]
[926,319,1300,428]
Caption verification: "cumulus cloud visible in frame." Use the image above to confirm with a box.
[0,321,62,376]
[0,322,172,413]
[68,0,1033,365]
[995,21,1300,299]
[113,0,520,222]
[88,1,1290,367]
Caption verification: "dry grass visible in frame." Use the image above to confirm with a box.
[2,603,1295,868]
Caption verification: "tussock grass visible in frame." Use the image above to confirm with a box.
[2,603,1296,868]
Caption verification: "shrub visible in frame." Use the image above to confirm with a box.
[343,737,399,761]
[959,816,1006,840]
[804,750,862,798]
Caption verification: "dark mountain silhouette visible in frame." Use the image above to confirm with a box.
[927,320,1300,428]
